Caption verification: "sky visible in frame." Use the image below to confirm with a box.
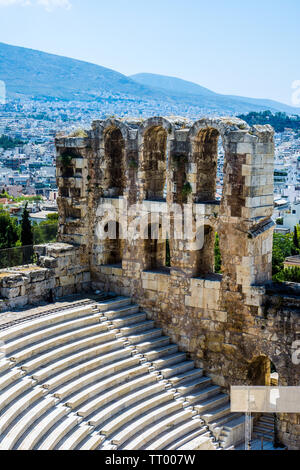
[0,0,300,106]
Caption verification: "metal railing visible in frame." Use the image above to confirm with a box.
[0,224,58,269]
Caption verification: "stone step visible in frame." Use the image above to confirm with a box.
[64,364,150,408]
[0,378,33,411]
[3,312,101,356]
[151,353,187,370]
[20,331,119,374]
[0,369,23,391]
[178,433,217,450]
[134,336,170,353]
[168,368,203,386]
[10,322,111,363]
[0,360,12,374]
[124,410,195,450]
[0,305,95,343]
[119,321,156,336]
[110,399,183,446]
[160,361,195,379]
[253,431,274,442]
[260,416,275,425]
[110,312,147,328]
[0,396,56,450]
[194,393,229,413]
[201,402,231,424]
[41,349,136,391]
[97,297,132,312]
[185,385,221,404]
[0,387,46,434]
[17,406,69,450]
[56,424,93,450]
[219,415,246,448]
[213,412,244,431]
[103,304,140,319]
[254,424,275,434]
[254,419,274,430]
[143,417,206,451]
[176,376,212,396]
[31,339,125,384]
[143,344,178,361]
[89,383,169,429]
[77,373,158,417]
[127,328,163,345]
[37,415,80,450]
[76,433,105,450]
[165,427,210,450]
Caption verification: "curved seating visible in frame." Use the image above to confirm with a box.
[0,295,240,450]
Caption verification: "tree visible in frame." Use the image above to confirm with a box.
[20,203,33,246]
[293,226,299,251]
[0,212,19,249]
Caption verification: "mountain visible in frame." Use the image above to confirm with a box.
[0,42,299,115]
[131,73,299,115]
[0,42,160,101]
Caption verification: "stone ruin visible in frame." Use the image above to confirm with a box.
[0,116,300,449]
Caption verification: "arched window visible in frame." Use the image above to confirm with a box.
[103,221,124,266]
[193,224,215,277]
[103,127,125,197]
[193,129,224,202]
[247,356,277,386]
[144,223,170,271]
[143,126,167,201]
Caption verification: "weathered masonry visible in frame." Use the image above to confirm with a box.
[6,116,299,449]
[53,116,300,449]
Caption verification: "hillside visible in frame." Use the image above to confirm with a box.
[131,73,300,115]
[1,42,299,115]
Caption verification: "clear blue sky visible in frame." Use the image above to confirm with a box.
[0,0,299,105]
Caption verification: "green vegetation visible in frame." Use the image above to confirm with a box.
[214,233,222,274]
[237,111,300,133]
[60,154,73,167]
[20,203,33,246]
[0,135,25,149]
[182,182,192,198]
[0,212,19,249]
[273,227,300,282]
[0,189,43,203]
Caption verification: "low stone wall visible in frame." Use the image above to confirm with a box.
[0,243,90,313]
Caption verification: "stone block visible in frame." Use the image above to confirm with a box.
[0,287,20,299]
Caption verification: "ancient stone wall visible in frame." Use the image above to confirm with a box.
[0,243,90,312]
[55,116,300,449]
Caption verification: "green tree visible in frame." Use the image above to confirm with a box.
[20,203,33,246]
[215,233,222,274]
[0,212,19,249]
[293,226,299,251]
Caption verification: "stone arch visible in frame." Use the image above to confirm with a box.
[191,223,216,277]
[188,122,225,203]
[143,222,168,271]
[247,355,278,386]
[102,126,126,197]
[102,220,124,266]
[139,117,174,201]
